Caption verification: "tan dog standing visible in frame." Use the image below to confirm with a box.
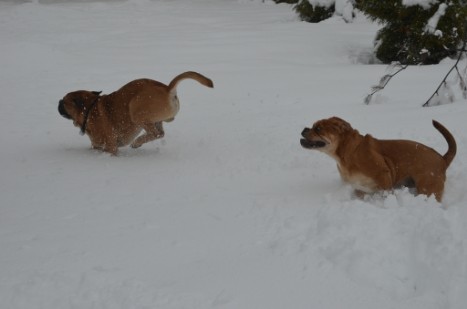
[58,71,213,155]
[300,117,456,202]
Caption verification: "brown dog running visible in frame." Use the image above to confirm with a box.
[58,71,213,155]
[300,117,456,202]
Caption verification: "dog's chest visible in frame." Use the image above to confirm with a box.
[337,163,377,193]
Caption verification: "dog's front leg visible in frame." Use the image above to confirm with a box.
[90,137,117,155]
[131,122,165,149]
[353,189,367,199]
[102,142,118,155]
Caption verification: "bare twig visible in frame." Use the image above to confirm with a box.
[364,63,409,104]
[423,40,467,107]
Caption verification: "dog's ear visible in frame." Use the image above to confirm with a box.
[73,98,85,110]
[331,117,352,131]
[330,117,352,133]
[92,91,102,96]
[337,119,352,132]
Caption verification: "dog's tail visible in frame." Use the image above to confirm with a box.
[167,71,214,92]
[433,120,457,167]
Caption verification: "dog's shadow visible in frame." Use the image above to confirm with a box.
[117,147,161,158]
[56,145,161,159]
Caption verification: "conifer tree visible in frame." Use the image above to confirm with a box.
[294,0,334,23]
[355,0,467,64]
[273,0,355,23]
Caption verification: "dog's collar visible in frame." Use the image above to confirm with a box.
[80,95,100,136]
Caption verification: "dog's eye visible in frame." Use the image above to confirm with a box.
[314,126,321,133]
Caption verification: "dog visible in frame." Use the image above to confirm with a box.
[58,71,213,155]
[300,117,456,202]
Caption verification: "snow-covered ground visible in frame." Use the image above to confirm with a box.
[1,0,466,308]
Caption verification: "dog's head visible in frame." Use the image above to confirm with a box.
[300,117,353,155]
[58,90,102,128]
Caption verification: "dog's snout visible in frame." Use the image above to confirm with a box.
[58,99,72,119]
[301,127,311,137]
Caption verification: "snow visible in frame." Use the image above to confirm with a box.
[1,0,467,308]
[305,0,355,22]
[424,3,447,35]
[307,0,335,9]
[402,0,438,9]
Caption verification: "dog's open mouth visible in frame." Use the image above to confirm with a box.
[300,138,326,149]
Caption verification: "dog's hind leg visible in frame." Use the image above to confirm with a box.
[131,122,165,149]
[414,174,445,202]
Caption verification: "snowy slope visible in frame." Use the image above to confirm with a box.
[0,0,466,308]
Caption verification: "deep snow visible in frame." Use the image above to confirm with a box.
[0,0,466,308]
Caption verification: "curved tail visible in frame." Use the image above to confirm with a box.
[432,120,456,167]
[168,71,214,92]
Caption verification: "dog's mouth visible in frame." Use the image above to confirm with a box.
[300,138,327,149]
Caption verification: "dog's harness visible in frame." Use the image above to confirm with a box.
[80,95,100,136]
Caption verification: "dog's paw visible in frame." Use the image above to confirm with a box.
[131,142,142,149]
